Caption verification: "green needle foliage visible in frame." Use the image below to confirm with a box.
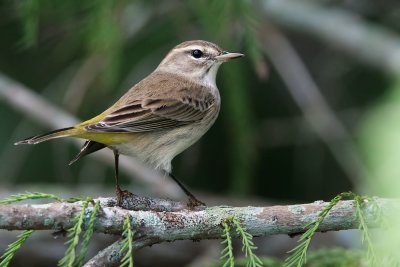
[75,200,100,267]
[221,219,235,267]
[0,230,34,267]
[354,196,376,265]
[284,192,379,267]
[0,193,102,267]
[220,217,263,267]
[0,191,63,204]
[120,215,134,267]
[18,0,40,48]
[211,249,365,267]
[306,247,365,266]
[232,217,263,267]
[58,198,91,267]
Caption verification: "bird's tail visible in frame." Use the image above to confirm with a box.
[14,127,81,145]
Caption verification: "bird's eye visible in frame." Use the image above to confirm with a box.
[191,49,203,59]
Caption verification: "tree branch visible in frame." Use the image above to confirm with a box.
[0,197,394,238]
[1,196,395,266]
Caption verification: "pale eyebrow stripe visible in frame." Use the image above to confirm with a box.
[173,45,203,52]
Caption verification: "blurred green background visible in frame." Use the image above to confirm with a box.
[1,0,400,266]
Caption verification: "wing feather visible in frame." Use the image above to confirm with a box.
[84,72,216,133]
[85,97,212,133]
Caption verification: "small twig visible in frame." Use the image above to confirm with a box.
[83,237,159,267]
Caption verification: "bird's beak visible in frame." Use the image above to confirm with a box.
[215,51,244,61]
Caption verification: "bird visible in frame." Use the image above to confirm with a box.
[15,40,244,207]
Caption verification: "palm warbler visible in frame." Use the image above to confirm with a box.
[15,40,244,206]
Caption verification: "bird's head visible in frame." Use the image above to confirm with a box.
[156,40,244,86]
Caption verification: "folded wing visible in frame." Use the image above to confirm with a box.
[85,97,212,133]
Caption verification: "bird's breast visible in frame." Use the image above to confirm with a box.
[112,105,220,173]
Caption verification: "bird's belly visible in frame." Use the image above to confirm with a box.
[112,121,215,173]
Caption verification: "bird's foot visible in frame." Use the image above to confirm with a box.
[116,186,134,207]
[187,196,206,209]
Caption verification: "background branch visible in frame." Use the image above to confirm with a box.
[260,24,370,187]
[0,73,183,198]
[261,0,400,75]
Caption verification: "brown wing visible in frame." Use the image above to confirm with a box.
[85,97,213,133]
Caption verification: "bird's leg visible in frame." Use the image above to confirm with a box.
[168,173,206,208]
[114,151,123,205]
[114,151,133,206]
[114,150,133,207]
